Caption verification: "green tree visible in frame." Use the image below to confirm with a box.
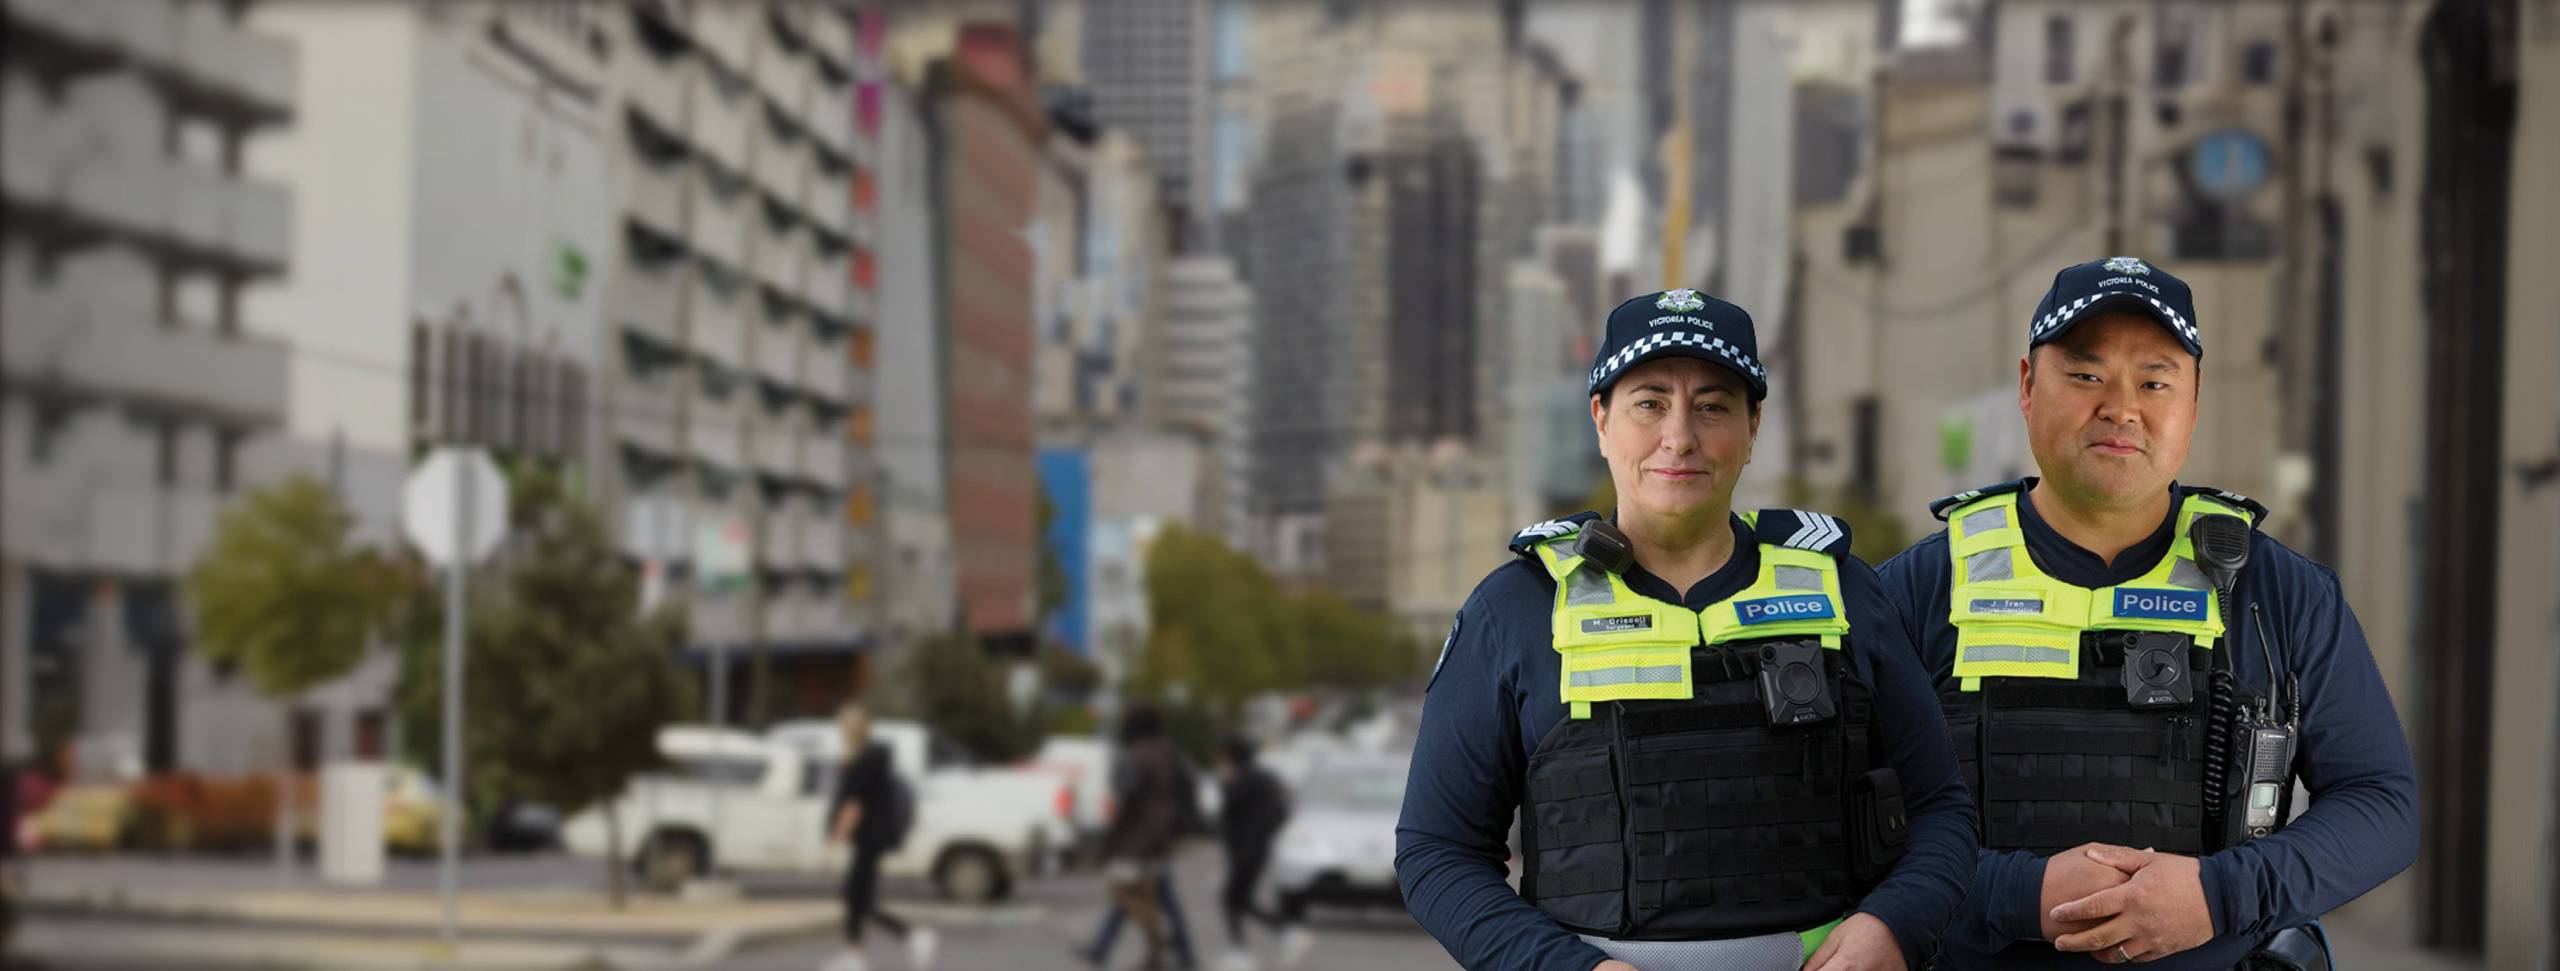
[398,469,693,908]
[188,476,408,697]
[188,476,410,866]
[1136,525,1297,711]
[1285,591,1421,692]
[896,632,1042,763]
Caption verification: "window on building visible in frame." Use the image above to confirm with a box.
[154,418,178,486]
[2045,16,2075,84]
[214,427,242,493]
[2156,24,2192,88]
[2243,41,2278,85]
[411,322,433,433]
[560,363,588,460]
[441,327,466,440]
[30,399,72,466]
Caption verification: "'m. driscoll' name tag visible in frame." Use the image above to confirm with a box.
[1581,615,1654,634]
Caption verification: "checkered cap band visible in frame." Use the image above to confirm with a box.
[2031,293,2200,349]
[1588,330,1766,392]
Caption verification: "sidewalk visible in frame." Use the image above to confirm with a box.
[10,855,845,970]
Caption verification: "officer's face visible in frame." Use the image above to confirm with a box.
[2019,313,2198,506]
[1592,357,1759,522]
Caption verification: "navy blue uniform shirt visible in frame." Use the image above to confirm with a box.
[1396,513,1977,971]
[1878,480,2419,970]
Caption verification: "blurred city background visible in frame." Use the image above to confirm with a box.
[1,0,2555,969]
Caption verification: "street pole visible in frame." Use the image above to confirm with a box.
[438,457,472,947]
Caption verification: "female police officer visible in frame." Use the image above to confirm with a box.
[1396,290,1975,971]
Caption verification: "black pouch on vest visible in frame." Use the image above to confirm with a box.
[1846,768,1909,882]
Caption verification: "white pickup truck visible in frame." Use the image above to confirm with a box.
[560,721,1075,902]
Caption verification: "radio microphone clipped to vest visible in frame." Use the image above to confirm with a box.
[1575,519,1635,575]
[2189,514,2297,840]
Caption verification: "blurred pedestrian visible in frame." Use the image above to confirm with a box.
[1212,735,1310,971]
[1879,257,2415,969]
[1078,705,1197,971]
[825,698,938,971]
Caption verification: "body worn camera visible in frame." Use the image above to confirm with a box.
[1757,640,1836,726]
[2113,630,2195,708]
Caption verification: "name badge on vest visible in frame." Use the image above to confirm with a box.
[1970,598,2044,615]
[1736,594,1834,625]
[1581,615,1654,634]
[2116,588,2208,621]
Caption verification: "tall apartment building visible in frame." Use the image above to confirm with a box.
[925,24,1045,650]
[1080,0,1209,242]
[2,0,300,773]
[601,0,870,718]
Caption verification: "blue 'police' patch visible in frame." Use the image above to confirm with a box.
[2115,588,2209,621]
[1735,594,1835,625]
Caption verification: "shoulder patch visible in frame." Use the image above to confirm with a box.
[1509,511,1602,557]
[1930,479,2030,521]
[2180,484,2270,527]
[1753,509,1855,556]
[1426,611,1460,692]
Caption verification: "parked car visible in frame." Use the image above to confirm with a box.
[1268,754,1409,913]
[561,722,1075,903]
[1030,735,1111,864]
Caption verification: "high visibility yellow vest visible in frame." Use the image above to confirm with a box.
[1942,490,2251,689]
[1529,511,1852,719]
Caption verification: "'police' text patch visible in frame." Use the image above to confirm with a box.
[1735,595,1835,625]
[2115,588,2209,621]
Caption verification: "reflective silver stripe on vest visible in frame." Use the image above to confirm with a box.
[1962,644,2073,664]
[1568,665,1686,688]
[1966,548,2013,583]
[1565,566,1616,606]
[2166,555,2210,591]
[1960,506,2010,537]
[1773,565,1824,592]
[1579,932,1805,971]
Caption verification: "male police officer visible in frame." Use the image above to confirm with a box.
[1879,258,2419,968]
[1398,290,1976,971]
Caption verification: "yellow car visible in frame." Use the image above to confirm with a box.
[381,765,453,856]
[32,785,135,852]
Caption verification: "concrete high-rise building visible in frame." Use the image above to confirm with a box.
[925,24,1046,649]
[2,0,301,773]
[1080,0,1210,240]
[592,1,870,720]
[1152,254,1253,547]
[866,14,957,651]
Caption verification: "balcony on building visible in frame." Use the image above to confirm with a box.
[2,246,288,427]
[685,60,752,173]
[801,234,849,320]
[622,111,690,238]
[686,159,750,268]
[746,388,801,479]
[610,233,686,348]
[683,360,746,472]
[748,289,803,388]
[751,3,810,114]
[799,423,847,493]
[685,0,755,77]
[686,256,748,370]
[12,0,301,127]
[751,199,802,297]
[752,101,808,203]
[613,339,685,459]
